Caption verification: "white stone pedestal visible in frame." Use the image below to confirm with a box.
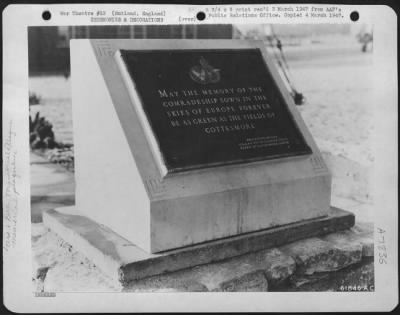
[70,39,331,253]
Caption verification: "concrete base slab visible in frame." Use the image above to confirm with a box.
[43,206,354,284]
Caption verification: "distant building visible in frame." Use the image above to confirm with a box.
[28,25,236,75]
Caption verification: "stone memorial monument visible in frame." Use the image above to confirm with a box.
[44,39,354,281]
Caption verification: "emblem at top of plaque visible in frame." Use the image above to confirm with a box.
[189,56,221,84]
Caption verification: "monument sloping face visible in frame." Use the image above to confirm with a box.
[117,49,311,175]
[71,39,331,253]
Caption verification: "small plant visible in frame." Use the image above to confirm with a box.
[29,111,57,149]
[29,91,74,171]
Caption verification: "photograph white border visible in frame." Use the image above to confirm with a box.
[2,4,398,312]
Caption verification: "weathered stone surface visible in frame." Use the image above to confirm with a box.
[32,223,121,292]
[254,248,296,286]
[32,222,374,292]
[323,222,374,257]
[123,267,209,292]
[44,258,122,292]
[125,250,274,292]
[192,258,269,292]
[125,247,295,292]
[127,248,294,292]
[322,227,374,258]
[285,259,374,292]
[287,273,331,290]
[43,206,354,283]
[35,202,369,293]
[217,270,268,292]
[280,237,362,275]
[126,277,208,293]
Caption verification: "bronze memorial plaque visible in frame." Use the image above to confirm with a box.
[120,49,312,173]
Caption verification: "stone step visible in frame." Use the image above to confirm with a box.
[42,205,354,285]
[280,237,362,275]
